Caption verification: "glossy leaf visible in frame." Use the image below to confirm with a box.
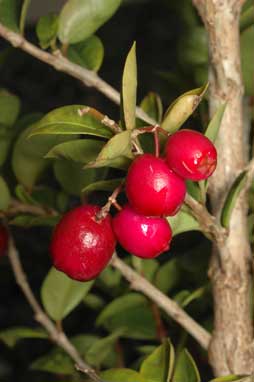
[205,103,227,142]
[161,83,209,134]
[210,376,247,382]
[36,14,58,49]
[240,5,254,32]
[122,42,137,130]
[0,176,11,211]
[12,126,72,189]
[85,130,133,169]
[173,349,200,382]
[54,160,106,196]
[140,340,174,382]
[58,0,122,44]
[86,329,124,367]
[186,180,202,202]
[41,267,94,321]
[10,214,60,228]
[29,105,113,139]
[154,259,181,294]
[140,92,162,123]
[241,26,254,96]
[46,139,104,163]
[221,171,247,228]
[167,209,200,236]
[0,327,47,348]
[0,88,20,126]
[101,368,146,382]
[96,293,156,340]
[0,0,20,31]
[67,35,104,71]
[82,178,123,195]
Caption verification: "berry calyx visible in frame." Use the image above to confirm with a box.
[0,225,8,256]
[126,153,186,216]
[113,204,172,259]
[50,205,116,281]
[166,129,217,181]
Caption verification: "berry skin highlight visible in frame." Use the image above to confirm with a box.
[166,129,217,181]
[126,153,186,217]
[113,204,172,259]
[50,205,116,281]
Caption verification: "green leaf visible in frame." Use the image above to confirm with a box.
[46,139,104,162]
[205,103,227,142]
[15,184,38,205]
[0,125,13,166]
[0,327,47,348]
[96,293,156,340]
[240,5,254,32]
[54,160,106,196]
[41,267,94,321]
[67,35,104,71]
[178,26,208,68]
[10,214,60,228]
[241,26,254,96]
[0,0,20,31]
[154,259,181,294]
[131,258,159,282]
[83,293,105,310]
[210,376,247,382]
[58,0,122,44]
[31,334,98,375]
[101,369,146,382]
[36,14,59,49]
[0,176,11,211]
[12,126,73,189]
[140,340,174,382]
[122,42,137,130]
[86,329,124,368]
[221,171,247,228]
[82,178,123,195]
[173,349,200,382]
[0,88,21,126]
[140,92,162,123]
[161,84,209,134]
[167,209,200,236]
[85,131,133,169]
[174,286,208,308]
[186,180,202,202]
[29,105,113,139]
[98,265,122,289]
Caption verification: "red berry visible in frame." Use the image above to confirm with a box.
[0,225,8,256]
[166,129,217,181]
[113,204,172,259]
[50,205,116,281]
[126,153,186,216]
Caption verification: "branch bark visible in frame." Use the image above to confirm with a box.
[0,23,155,125]
[111,254,211,350]
[193,0,254,376]
[7,234,103,382]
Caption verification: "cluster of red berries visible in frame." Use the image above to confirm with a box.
[50,130,217,281]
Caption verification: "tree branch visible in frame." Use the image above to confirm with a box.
[0,23,155,125]
[111,254,211,350]
[7,233,103,382]
[184,194,227,245]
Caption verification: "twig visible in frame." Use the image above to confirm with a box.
[0,23,155,125]
[184,193,227,245]
[111,254,211,350]
[7,233,103,382]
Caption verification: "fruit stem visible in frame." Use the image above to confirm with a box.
[154,126,160,158]
[96,184,123,221]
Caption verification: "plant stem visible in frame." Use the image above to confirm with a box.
[19,0,31,35]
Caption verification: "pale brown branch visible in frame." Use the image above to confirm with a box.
[111,254,211,350]
[184,193,227,245]
[7,234,103,382]
[0,23,155,125]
